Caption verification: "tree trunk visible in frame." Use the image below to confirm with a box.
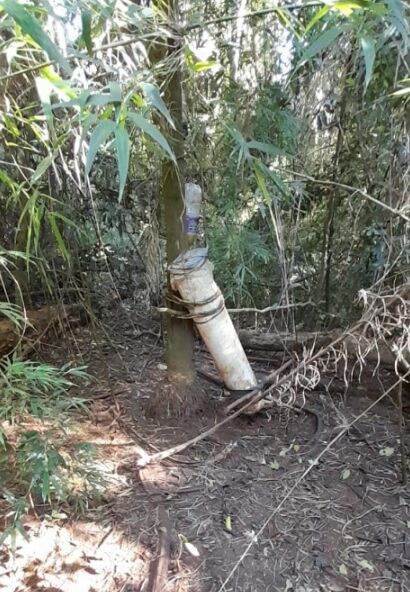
[154,0,196,386]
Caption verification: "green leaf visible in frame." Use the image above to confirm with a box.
[81,11,93,55]
[226,125,250,163]
[85,120,116,176]
[253,161,271,203]
[191,59,217,72]
[31,154,53,184]
[127,112,175,162]
[141,82,175,129]
[247,140,287,159]
[39,66,76,99]
[47,212,70,262]
[275,7,291,29]
[333,1,370,16]
[87,83,121,107]
[360,35,376,91]
[108,82,122,103]
[387,0,410,45]
[2,114,20,137]
[3,0,70,73]
[300,26,343,63]
[305,6,330,33]
[0,302,24,328]
[305,1,383,29]
[115,126,130,201]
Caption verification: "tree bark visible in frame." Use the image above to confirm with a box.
[154,0,196,385]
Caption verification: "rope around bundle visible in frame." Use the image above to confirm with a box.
[163,288,225,324]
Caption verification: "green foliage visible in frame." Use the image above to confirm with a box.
[16,432,104,510]
[209,220,274,306]
[0,355,103,545]
[81,10,93,55]
[0,284,100,545]
[85,120,117,176]
[0,491,28,549]
[126,112,176,163]
[0,359,88,427]
[2,0,70,72]
[360,35,376,90]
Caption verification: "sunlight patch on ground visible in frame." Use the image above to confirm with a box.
[0,519,147,592]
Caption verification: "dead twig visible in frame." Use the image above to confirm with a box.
[285,170,410,224]
[147,506,171,592]
[227,301,314,314]
[398,380,407,485]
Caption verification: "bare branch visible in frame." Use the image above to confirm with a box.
[1,38,140,82]
[286,170,410,224]
[185,2,322,30]
[227,301,315,314]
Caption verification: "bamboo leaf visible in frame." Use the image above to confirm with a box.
[85,120,116,176]
[387,0,410,45]
[81,11,93,55]
[0,302,24,327]
[333,1,370,16]
[3,0,70,73]
[253,161,271,204]
[360,35,376,91]
[47,212,70,262]
[127,112,175,162]
[300,26,343,63]
[108,82,122,103]
[305,6,330,33]
[115,126,130,201]
[247,140,287,158]
[88,84,121,107]
[190,59,217,72]
[31,154,54,184]
[141,82,175,129]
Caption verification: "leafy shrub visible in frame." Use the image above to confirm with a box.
[0,353,103,545]
[0,360,88,432]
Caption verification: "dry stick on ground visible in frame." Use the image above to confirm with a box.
[398,380,407,485]
[137,322,364,467]
[217,371,410,592]
[147,506,171,592]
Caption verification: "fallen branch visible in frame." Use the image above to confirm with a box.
[238,328,397,366]
[147,506,171,592]
[0,304,86,358]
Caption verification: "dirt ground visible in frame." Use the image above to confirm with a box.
[1,307,410,592]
